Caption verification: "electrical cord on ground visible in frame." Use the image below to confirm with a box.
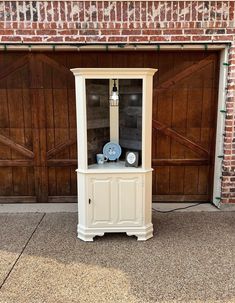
[152,202,207,213]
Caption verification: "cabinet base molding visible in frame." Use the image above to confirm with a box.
[77,224,153,242]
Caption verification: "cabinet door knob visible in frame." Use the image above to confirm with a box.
[89,198,91,204]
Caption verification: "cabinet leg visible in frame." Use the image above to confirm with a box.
[77,233,94,242]
[136,232,153,241]
[77,225,105,242]
[126,224,153,241]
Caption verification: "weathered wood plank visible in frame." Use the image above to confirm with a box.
[0,55,28,81]
[120,127,141,140]
[29,57,49,203]
[87,119,109,130]
[48,159,77,166]
[0,196,36,203]
[152,159,209,166]
[0,134,34,159]
[152,119,209,157]
[36,53,72,77]
[47,139,76,159]
[0,160,33,167]
[156,54,215,92]
[119,139,141,150]
[48,196,77,203]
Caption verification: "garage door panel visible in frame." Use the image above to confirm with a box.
[0,168,13,195]
[169,167,185,194]
[154,167,170,195]
[184,167,199,195]
[153,52,219,202]
[198,166,210,195]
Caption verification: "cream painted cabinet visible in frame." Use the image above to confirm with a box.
[87,174,143,228]
[71,68,157,241]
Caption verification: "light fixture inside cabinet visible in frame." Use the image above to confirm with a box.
[109,79,119,106]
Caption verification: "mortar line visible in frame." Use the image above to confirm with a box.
[0,213,46,290]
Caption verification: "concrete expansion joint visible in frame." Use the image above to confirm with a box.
[0,213,46,291]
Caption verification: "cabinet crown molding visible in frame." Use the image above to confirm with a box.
[71,68,157,78]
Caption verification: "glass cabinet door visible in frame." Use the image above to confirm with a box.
[86,79,110,165]
[85,78,143,168]
[119,79,143,164]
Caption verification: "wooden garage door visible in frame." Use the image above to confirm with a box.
[151,52,219,202]
[0,52,77,203]
[0,51,218,203]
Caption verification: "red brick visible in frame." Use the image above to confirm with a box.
[52,1,59,22]
[85,36,106,42]
[46,2,52,22]
[45,36,64,42]
[58,30,78,35]
[108,36,128,42]
[142,29,162,35]
[129,35,149,42]
[226,29,235,34]
[79,29,99,35]
[110,1,117,21]
[101,30,121,35]
[192,35,213,41]
[64,36,86,42]
[141,1,147,22]
[1,35,22,42]
[122,29,141,35]
[163,30,183,35]
[212,35,234,41]
[149,36,171,42]
[22,36,43,42]
[0,30,14,35]
[16,30,35,35]
[36,30,57,35]
[171,36,192,41]
[135,1,140,22]
[128,22,142,29]
[184,29,204,34]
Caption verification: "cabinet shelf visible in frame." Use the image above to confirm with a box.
[77,161,152,174]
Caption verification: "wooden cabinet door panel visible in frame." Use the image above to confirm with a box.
[116,176,143,226]
[88,176,114,227]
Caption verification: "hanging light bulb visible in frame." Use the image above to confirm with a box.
[109,79,119,106]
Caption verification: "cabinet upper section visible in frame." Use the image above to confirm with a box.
[71,68,157,171]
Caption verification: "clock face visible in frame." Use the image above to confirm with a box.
[127,152,136,164]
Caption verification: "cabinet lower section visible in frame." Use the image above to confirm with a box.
[77,171,153,241]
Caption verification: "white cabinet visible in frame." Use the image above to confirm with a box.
[71,68,157,241]
[87,174,143,228]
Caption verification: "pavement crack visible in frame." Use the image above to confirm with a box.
[0,213,46,290]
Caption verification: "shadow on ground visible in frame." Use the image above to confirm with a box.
[0,212,235,303]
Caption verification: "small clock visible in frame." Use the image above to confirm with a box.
[125,151,139,167]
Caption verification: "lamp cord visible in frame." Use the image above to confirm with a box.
[152,202,210,213]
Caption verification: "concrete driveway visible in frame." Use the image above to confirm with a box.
[0,211,235,303]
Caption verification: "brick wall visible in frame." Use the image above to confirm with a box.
[0,0,234,204]
[0,1,235,43]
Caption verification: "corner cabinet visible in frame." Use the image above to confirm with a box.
[71,68,157,241]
